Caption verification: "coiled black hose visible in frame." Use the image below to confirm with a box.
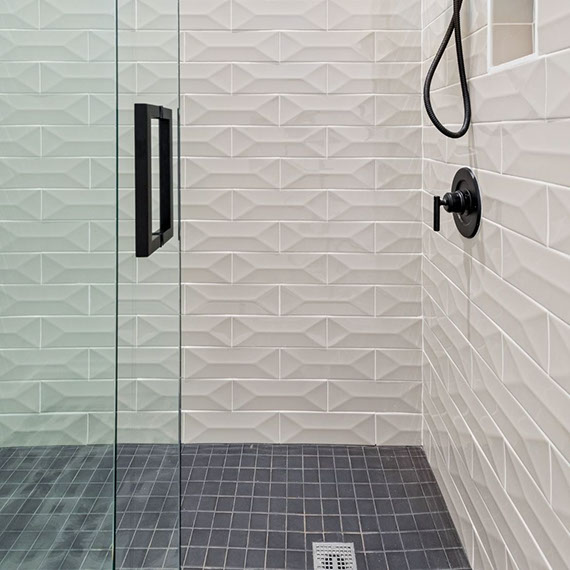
[424,0,471,139]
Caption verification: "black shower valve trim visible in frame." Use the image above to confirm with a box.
[433,168,482,239]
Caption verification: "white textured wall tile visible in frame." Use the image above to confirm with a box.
[40,0,116,30]
[180,189,232,220]
[281,95,375,126]
[375,413,421,445]
[233,63,327,94]
[328,253,420,285]
[328,63,420,94]
[185,284,279,315]
[232,0,327,31]
[281,348,375,380]
[502,120,570,187]
[183,411,279,443]
[180,252,232,283]
[328,126,421,158]
[281,158,375,189]
[375,94,422,125]
[184,94,279,125]
[183,221,279,252]
[179,0,231,31]
[233,317,326,348]
[233,253,327,284]
[0,0,39,29]
[1,0,430,448]
[233,190,326,220]
[328,0,421,31]
[546,50,570,118]
[328,317,421,349]
[477,170,548,244]
[548,184,570,255]
[550,446,570,528]
[181,316,232,347]
[281,222,374,253]
[233,380,327,412]
[422,2,570,568]
[280,285,374,316]
[281,31,375,62]
[328,190,421,221]
[538,0,570,54]
[185,347,279,379]
[503,337,569,458]
[329,381,421,413]
[375,286,422,317]
[233,127,326,158]
[184,31,279,62]
[181,379,232,411]
[0,414,88,446]
[280,412,375,445]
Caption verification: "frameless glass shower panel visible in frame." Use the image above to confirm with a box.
[115,0,181,568]
[0,0,118,568]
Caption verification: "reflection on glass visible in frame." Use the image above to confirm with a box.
[0,0,117,567]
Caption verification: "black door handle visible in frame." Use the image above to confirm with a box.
[134,103,174,257]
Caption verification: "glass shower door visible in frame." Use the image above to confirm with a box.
[115,0,181,568]
[0,0,117,568]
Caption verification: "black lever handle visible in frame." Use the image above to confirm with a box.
[433,191,467,232]
[433,196,442,232]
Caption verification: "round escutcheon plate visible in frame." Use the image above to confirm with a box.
[451,167,481,239]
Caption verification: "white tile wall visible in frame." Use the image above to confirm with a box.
[422,0,570,568]
[180,0,424,445]
[113,0,182,445]
[0,0,117,447]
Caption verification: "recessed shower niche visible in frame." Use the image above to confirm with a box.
[491,0,535,66]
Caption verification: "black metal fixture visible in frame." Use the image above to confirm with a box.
[134,103,174,258]
[433,167,481,239]
[424,0,471,139]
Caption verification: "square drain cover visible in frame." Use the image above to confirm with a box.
[313,542,357,570]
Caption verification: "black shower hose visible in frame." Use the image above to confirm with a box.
[424,0,471,139]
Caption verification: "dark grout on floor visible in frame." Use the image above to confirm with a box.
[0,443,471,570]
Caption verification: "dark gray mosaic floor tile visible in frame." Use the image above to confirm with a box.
[1,443,471,570]
[179,444,471,570]
[0,445,114,570]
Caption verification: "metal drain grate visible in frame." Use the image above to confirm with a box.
[313,542,357,570]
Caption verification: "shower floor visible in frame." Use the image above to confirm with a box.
[0,444,471,570]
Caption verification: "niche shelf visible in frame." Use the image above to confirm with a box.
[491,0,535,67]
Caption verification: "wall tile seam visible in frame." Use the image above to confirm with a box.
[425,407,555,570]
[423,317,568,536]
[423,419,502,567]
[422,3,488,33]
[422,424,478,561]
[422,285,560,458]
[420,220,562,343]
[179,37,423,63]
[424,322,564,472]
[179,153,421,162]
[421,45,570,95]
[421,221,565,378]
[423,345,555,501]
[421,259,564,402]
[422,4,487,33]
[423,159,568,203]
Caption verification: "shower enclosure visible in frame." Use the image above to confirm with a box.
[0,0,181,567]
[4,1,564,570]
